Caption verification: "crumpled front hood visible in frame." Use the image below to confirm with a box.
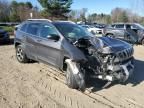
[90,36,133,54]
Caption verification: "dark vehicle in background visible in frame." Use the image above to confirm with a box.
[103,23,144,45]
[0,27,9,44]
[14,19,134,90]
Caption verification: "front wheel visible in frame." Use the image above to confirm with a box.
[66,66,78,89]
[16,45,29,63]
[66,65,85,91]
[141,39,144,46]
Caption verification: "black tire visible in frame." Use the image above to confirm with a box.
[16,45,29,63]
[91,30,95,35]
[141,39,144,46]
[106,34,115,38]
[66,65,85,91]
[66,66,78,89]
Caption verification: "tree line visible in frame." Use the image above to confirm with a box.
[0,0,72,22]
[0,0,144,25]
[69,8,144,25]
[0,0,39,22]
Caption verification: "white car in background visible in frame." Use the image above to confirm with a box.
[93,25,104,34]
[81,25,102,34]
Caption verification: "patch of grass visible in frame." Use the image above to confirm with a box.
[0,26,14,33]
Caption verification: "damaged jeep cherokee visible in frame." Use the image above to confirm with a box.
[14,19,134,90]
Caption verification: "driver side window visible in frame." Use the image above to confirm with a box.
[40,23,58,38]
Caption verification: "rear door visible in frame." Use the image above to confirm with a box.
[125,24,139,43]
[36,22,63,67]
[114,24,125,39]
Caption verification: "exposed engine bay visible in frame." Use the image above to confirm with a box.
[72,37,134,85]
[53,21,134,90]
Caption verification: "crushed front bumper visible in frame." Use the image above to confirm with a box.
[121,60,134,81]
[107,59,134,82]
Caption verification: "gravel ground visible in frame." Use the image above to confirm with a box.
[0,39,144,108]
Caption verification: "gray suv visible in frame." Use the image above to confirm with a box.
[14,19,134,90]
[103,23,144,45]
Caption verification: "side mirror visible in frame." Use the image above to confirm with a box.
[15,27,18,31]
[14,25,19,31]
[47,34,60,41]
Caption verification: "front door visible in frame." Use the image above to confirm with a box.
[36,23,62,67]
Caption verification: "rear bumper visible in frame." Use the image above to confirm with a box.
[0,34,10,43]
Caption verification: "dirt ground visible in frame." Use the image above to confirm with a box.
[0,39,144,108]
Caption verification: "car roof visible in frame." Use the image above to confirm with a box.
[52,21,75,25]
[23,19,78,26]
[27,19,52,22]
[112,23,135,25]
[81,25,89,27]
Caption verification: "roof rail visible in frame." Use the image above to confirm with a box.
[55,20,75,24]
[27,19,52,22]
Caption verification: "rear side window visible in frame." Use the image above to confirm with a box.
[40,23,59,38]
[115,24,124,29]
[27,23,40,35]
[111,25,115,28]
[125,24,131,29]
[20,24,28,32]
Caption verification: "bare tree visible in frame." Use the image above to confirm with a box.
[111,8,129,23]
[0,0,10,22]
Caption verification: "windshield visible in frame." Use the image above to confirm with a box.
[132,23,144,30]
[53,23,93,39]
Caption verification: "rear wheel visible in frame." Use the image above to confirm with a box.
[106,34,115,38]
[142,39,144,46]
[16,45,29,63]
[91,30,95,35]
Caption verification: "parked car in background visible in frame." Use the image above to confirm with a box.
[93,24,106,34]
[103,23,144,45]
[80,25,99,34]
[14,19,134,90]
[0,27,9,44]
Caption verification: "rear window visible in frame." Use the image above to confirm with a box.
[115,24,124,29]
[111,25,115,28]
[26,23,40,35]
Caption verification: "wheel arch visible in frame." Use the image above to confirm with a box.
[15,42,21,48]
[106,33,114,36]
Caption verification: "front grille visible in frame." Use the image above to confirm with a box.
[117,48,133,62]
